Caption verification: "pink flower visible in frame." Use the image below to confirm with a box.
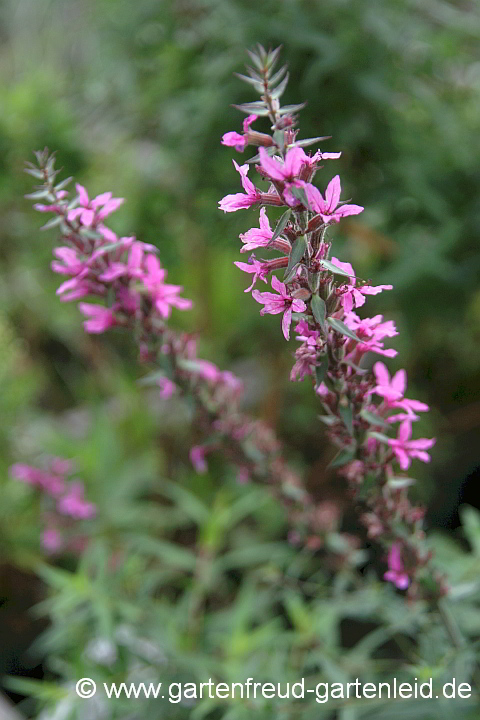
[373,362,429,421]
[239,208,291,255]
[190,445,208,474]
[157,377,176,399]
[98,241,146,282]
[259,146,308,182]
[142,255,193,318]
[57,481,96,519]
[330,257,392,313]
[68,184,124,227]
[304,176,363,224]
[252,275,306,340]
[196,360,221,383]
[42,527,63,553]
[388,421,436,470]
[56,276,93,301]
[78,303,116,333]
[344,312,398,357]
[234,258,269,292]
[221,114,257,152]
[51,247,89,278]
[384,543,410,590]
[219,160,262,212]
[10,463,42,486]
[10,463,65,496]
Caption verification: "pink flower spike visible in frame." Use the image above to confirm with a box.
[252,275,306,340]
[388,421,436,470]
[78,303,116,334]
[190,445,208,474]
[384,543,410,590]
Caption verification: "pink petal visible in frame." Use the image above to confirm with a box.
[325,175,341,212]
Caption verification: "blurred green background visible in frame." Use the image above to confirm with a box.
[1,0,480,716]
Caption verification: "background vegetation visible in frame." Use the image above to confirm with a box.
[1,0,480,718]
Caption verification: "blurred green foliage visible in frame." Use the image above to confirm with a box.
[1,0,480,717]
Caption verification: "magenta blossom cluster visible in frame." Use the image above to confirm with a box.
[40,183,192,329]
[10,458,95,553]
[219,47,441,600]
[22,150,310,529]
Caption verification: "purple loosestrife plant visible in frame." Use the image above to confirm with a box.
[18,46,446,605]
[219,45,444,602]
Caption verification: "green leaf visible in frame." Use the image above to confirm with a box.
[315,354,329,386]
[54,176,73,191]
[290,136,331,148]
[269,64,288,87]
[319,414,337,426]
[360,408,389,428]
[320,259,354,278]
[284,235,306,278]
[329,447,356,469]
[40,216,63,231]
[234,72,264,92]
[279,103,307,115]
[25,188,54,200]
[271,73,289,99]
[289,185,310,209]
[368,431,390,443]
[388,476,416,489]
[339,403,354,436]
[232,102,270,116]
[246,147,276,164]
[311,294,326,330]
[24,167,45,180]
[269,208,291,246]
[246,48,264,71]
[327,317,360,342]
[137,370,166,386]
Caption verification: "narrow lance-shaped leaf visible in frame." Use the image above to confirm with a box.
[327,317,360,342]
[232,102,270,116]
[310,294,326,330]
[320,259,354,278]
[315,354,329,386]
[268,208,291,246]
[278,103,307,115]
[284,235,306,278]
[329,446,357,469]
[360,408,389,429]
[388,477,416,489]
[234,73,264,92]
[339,403,354,436]
[289,185,310,209]
[246,48,264,71]
[271,73,289,100]
[292,136,332,148]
